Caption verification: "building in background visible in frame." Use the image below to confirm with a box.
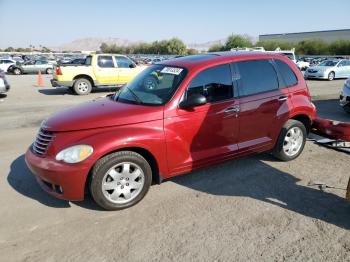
[259,29,350,42]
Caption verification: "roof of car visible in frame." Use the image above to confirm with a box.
[160,51,287,70]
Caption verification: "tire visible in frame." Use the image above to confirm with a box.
[343,104,350,114]
[46,68,53,74]
[328,71,335,81]
[13,68,22,75]
[73,78,92,95]
[272,119,307,161]
[90,151,152,210]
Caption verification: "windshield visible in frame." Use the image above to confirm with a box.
[116,65,187,105]
[319,60,337,67]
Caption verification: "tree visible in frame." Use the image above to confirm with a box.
[100,42,110,53]
[224,35,252,50]
[4,47,15,52]
[296,39,329,55]
[208,44,224,52]
[255,40,294,51]
[186,48,199,55]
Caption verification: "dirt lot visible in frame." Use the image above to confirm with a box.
[0,75,349,262]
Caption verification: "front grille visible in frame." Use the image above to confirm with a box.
[32,128,54,156]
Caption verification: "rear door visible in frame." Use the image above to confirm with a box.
[233,59,291,152]
[93,55,118,85]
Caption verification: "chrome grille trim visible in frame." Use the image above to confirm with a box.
[32,128,54,156]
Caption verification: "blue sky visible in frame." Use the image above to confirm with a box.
[0,0,349,47]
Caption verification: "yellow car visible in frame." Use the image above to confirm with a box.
[51,54,147,95]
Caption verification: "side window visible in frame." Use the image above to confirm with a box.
[274,59,298,87]
[235,59,279,96]
[115,56,133,68]
[338,61,346,67]
[85,56,92,65]
[187,64,233,103]
[346,60,350,66]
[97,56,114,68]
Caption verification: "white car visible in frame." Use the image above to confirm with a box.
[340,77,350,113]
[296,60,310,71]
[0,70,10,94]
[0,59,16,72]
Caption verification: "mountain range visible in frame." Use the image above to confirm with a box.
[52,37,229,52]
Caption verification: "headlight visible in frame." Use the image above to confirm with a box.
[56,145,93,163]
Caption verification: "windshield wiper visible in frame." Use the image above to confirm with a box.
[125,86,143,104]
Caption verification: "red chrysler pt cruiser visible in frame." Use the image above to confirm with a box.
[26,52,316,210]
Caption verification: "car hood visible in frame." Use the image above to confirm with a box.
[43,97,163,132]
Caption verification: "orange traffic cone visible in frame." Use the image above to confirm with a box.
[37,71,44,87]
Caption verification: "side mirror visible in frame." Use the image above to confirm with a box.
[129,63,136,68]
[179,94,207,109]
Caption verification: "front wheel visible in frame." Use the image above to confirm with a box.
[90,151,152,210]
[273,119,306,161]
[328,71,335,81]
[13,68,22,75]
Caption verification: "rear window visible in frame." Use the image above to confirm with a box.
[97,56,114,68]
[235,59,279,96]
[275,59,298,87]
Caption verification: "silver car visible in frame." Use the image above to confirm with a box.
[304,59,350,81]
[10,60,54,75]
[340,77,350,113]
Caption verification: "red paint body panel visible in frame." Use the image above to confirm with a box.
[312,118,350,141]
[25,52,317,201]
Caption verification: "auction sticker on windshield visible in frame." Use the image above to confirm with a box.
[161,67,183,75]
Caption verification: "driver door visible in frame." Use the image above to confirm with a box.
[164,63,239,175]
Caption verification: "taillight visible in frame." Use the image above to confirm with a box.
[56,66,62,75]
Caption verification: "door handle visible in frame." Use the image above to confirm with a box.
[224,106,240,113]
[278,95,288,101]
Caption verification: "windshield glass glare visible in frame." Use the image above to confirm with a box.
[116,65,187,105]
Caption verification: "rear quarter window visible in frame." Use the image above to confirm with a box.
[275,59,298,87]
[235,59,279,96]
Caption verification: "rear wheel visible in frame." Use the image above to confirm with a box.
[273,119,306,161]
[328,71,335,81]
[73,78,92,95]
[46,68,53,74]
[90,151,152,210]
[13,68,22,75]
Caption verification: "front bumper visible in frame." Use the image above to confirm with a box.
[25,147,90,201]
[304,71,328,79]
[51,79,74,87]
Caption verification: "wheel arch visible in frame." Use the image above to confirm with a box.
[73,74,95,87]
[290,114,312,134]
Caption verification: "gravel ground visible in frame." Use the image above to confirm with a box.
[0,75,349,262]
